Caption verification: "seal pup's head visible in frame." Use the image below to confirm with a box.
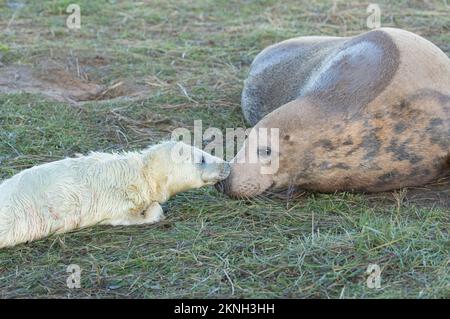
[145,141,230,199]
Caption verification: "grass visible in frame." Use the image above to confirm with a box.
[0,0,449,298]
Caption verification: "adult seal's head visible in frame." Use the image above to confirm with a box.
[218,28,450,198]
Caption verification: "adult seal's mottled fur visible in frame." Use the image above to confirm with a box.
[219,28,450,198]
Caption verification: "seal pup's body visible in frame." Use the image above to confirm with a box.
[0,142,230,248]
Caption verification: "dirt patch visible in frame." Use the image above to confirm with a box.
[0,56,148,103]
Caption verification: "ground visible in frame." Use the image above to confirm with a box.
[0,0,449,298]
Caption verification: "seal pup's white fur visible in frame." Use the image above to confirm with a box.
[0,141,230,248]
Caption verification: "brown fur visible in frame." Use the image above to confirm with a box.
[221,28,450,197]
[274,91,450,192]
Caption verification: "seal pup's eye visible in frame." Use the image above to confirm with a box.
[258,147,271,157]
[201,155,206,164]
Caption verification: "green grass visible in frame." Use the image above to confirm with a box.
[0,0,449,298]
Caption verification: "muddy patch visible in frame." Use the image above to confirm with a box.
[0,56,148,103]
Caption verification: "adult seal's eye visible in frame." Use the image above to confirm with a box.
[258,147,271,157]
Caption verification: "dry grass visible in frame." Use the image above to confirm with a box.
[0,0,449,298]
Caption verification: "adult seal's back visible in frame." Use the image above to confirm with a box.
[219,28,450,198]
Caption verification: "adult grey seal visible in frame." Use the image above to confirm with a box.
[218,28,450,198]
